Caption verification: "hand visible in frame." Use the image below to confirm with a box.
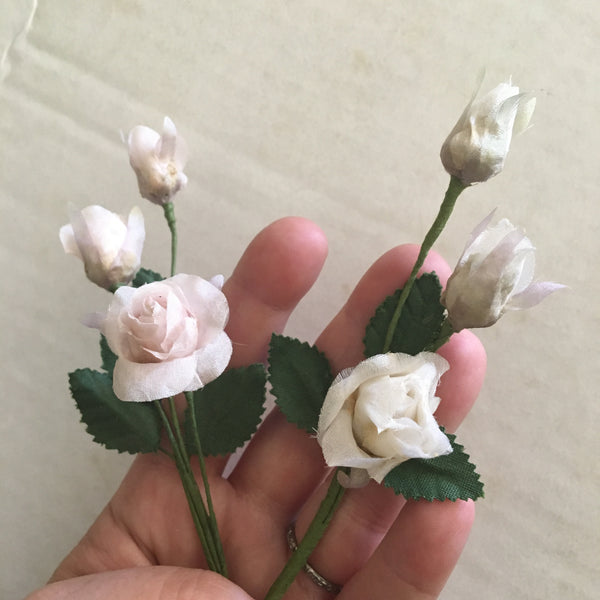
[27,217,486,600]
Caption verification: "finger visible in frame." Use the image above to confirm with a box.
[29,566,253,600]
[206,216,327,474]
[436,329,486,432]
[231,246,443,493]
[317,244,451,373]
[224,216,328,369]
[339,500,475,600]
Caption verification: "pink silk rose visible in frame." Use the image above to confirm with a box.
[101,274,232,402]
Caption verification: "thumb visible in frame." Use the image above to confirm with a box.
[25,566,254,600]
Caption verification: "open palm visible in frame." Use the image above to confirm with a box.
[30,217,486,600]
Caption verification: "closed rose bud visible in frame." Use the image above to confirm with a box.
[441,213,564,331]
[128,116,188,205]
[441,79,536,185]
[60,205,145,290]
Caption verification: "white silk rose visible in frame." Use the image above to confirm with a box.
[317,352,452,485]
[60,205,145,290]
[440,79,536,185]
[128,116,188,205]
[442,213,565,331]
[100,274,232,402]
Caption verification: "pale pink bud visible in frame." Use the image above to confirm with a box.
[442,213,564,331]
[128,116,188,205]
[60,205,145,290]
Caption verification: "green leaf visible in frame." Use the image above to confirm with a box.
[132,267,164,287]
[364,272,446,357]
[382,431,484,501]
[268,334,333,433]
[69,369,162,454]
[185,364,267,456]
[99,335,117,377]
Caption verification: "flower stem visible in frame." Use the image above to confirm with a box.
[185,391,228,576]
[166,397,223,573]
[163,201,177,276]
[264,469,347,600]
[153,400,224,574]
[382,175,466,353]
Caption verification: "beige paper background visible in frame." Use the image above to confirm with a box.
[1,1,598,598]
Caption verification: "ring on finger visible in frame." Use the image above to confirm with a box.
[286,522,342,595]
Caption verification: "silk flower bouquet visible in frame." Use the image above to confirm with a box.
[59,77,562,599]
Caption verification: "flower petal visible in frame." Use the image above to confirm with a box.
[113,354,199,402]
[193,331,233,386]
[59,224,81,258]
[128,125,160,169]
[158,116,177,161]
[169,274,230,344]
[508,281,566,310]
[119,206,145,269]
[337,468,370,488]
[513,96,536,135]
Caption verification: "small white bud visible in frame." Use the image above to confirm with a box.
[60,205,145,290]
[441,80,536,185]
[128,116,188,205]
[442,213,564,331]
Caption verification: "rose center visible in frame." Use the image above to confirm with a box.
[121,290,199,362]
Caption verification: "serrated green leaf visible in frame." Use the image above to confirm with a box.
[185,364,267,456]
[268,334,333,433]
[382,431,484,501]
[99,335,117,377]
[132,267,164,287]
[364,273,446,357]
[69,369,162,454]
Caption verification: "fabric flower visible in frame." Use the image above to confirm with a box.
[60,205,145,290]
[440,79,536,185]
[99,274,232,402]
[317,352,451,485]
[128,116,188,205]
[442,213,564,331]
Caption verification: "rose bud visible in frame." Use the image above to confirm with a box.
[60,205,145,290]
[441,213,565,331]
[128,116,188,205]
[441,79,536,185]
